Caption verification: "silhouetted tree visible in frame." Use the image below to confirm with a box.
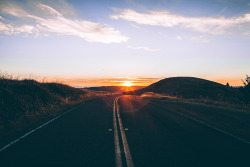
[242,75,250,87]
[241,75,250,105]
[226,82,230,87]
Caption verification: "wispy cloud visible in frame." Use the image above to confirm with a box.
[176,36,183,40]
[111,9,250,34]
[243,31,250,36]
[131,23,143,29]
[59,76,160,86]
[0,2,128,43]
[0,22,35,35]
[128,45,159,52]
[191,36,210,43]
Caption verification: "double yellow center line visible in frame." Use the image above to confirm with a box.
[113,97,134,167]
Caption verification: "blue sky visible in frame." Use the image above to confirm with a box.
[0,0,250,86]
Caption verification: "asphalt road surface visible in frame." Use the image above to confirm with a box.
[0,95,249,167]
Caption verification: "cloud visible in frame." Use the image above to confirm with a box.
[131,23,143,29]
[111,9,250,34]
[59,76,161,86]
[40,0,79,18]
[243,31,250,35]
[0,2,128,43]
[191,36,209,43]
[176,36,182,40]
[128,45,159,52]
[0,21,36,35]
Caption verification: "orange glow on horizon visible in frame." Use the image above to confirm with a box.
[24,75,245,87]
[121,85,135,92]
[65,77,244,87]
[123,81,133,87]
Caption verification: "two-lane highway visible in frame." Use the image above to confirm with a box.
[0,95,250,167]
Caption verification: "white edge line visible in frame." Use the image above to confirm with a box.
[113,97,123,167]
[145,100,250,145]
[0,103,83,152]
[116,97,134,167]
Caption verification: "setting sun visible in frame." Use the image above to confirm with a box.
[123,81,132,87]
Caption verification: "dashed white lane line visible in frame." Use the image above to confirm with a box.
[0,103,84,152]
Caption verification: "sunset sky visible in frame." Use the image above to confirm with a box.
[0,0,250,86]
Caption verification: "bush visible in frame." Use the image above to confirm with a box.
[0,78,88,134]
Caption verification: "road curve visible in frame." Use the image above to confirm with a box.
[0,95,249,167]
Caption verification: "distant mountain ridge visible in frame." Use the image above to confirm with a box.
[127,77,243,103]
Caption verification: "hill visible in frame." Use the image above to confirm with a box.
[0,79,90,137]
[127,77,243,103]
[87,86,145,93]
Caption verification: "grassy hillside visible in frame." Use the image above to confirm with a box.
[128,77,244,104]
[0,78,90,137]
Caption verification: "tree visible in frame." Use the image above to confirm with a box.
[241,75,250,105]
[226,82,230,87]
[242,75,250,87]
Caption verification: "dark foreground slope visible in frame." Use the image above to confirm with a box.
[0,79,90,138]
[129,77,243,103]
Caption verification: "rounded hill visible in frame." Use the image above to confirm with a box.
[133,77,242,102]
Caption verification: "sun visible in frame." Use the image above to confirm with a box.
[123,81,132,87]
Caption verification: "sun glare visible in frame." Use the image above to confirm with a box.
[123,81,132,87]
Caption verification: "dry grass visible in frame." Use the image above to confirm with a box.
[141,92,250,112]
[0,75,104,140]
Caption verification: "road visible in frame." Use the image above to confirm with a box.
[0,95,249,167]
